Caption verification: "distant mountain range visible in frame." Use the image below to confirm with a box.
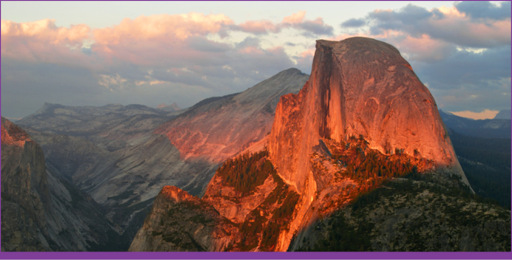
[495,109,511,120]
[7,68,307,250]
[440,110,510,139]
[439,110,511,209]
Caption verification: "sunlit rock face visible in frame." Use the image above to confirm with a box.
[157,68,308,163]
[268,37,469,192]
[130,37,474,252]
[265,37,471,250]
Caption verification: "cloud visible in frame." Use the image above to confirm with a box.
[282,11,306,24]
[282,11,333,36]
[294,48,315,74]
[2,13,303,118]
[389,33,456,62]
[341,18,366,28]
[98,73,129,92]
[449,109,499,120]
[416,46,511,89]
[415,45,511,112]
[93,13,233,44]
[455,1,511,20]
[297,18,333,36]
[236,20,280,34]
[366,4,510,49]
[231,11,333,36]
[91,13,234,66]
[3,4,509,119]
[1,19,91,64]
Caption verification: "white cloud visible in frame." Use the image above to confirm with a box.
[98,73,128,92]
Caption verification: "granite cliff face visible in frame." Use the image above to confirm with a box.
[131,150,301,252]
[130,37,483,252]
[268,37,468,193]
[157,68,308,163]
[1,118,49,250]
[1,118,119,251]
[265,37,471,249]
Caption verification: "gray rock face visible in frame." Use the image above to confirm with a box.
[156,68,308,163]
[16,104,185,245]
[1,118,119,251]
[14,68,307,250]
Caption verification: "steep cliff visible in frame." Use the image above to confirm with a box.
[268,37,468,193]
[265,37,472,250]
[1,117,50,250]
[130,37,486,252]
[130,37,510,251]
[1,118,120,251]
[157,68,308,163]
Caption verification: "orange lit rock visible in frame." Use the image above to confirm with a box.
[1,117,32,147]
[268,37,469,192]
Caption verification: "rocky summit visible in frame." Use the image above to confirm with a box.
[268,37,469,193]
[128,37,506,252]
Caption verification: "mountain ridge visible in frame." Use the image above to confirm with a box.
[12,68,307,250]
[129,37,490,252]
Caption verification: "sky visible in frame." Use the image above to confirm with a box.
[1,1,510,120]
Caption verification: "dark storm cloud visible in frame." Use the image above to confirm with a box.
[455,1,511,20]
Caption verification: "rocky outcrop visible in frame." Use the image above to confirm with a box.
[157,68,308,163]
[1,118,120,251]
[130,151,301,252]
[265,37,472,250]
[129,37,509,252]
[268,37,469,193]
[129,186,238,251]
[1,117,50,251]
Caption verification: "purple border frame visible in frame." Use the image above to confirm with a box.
[0,252,512,259]
[0,0,511,259]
